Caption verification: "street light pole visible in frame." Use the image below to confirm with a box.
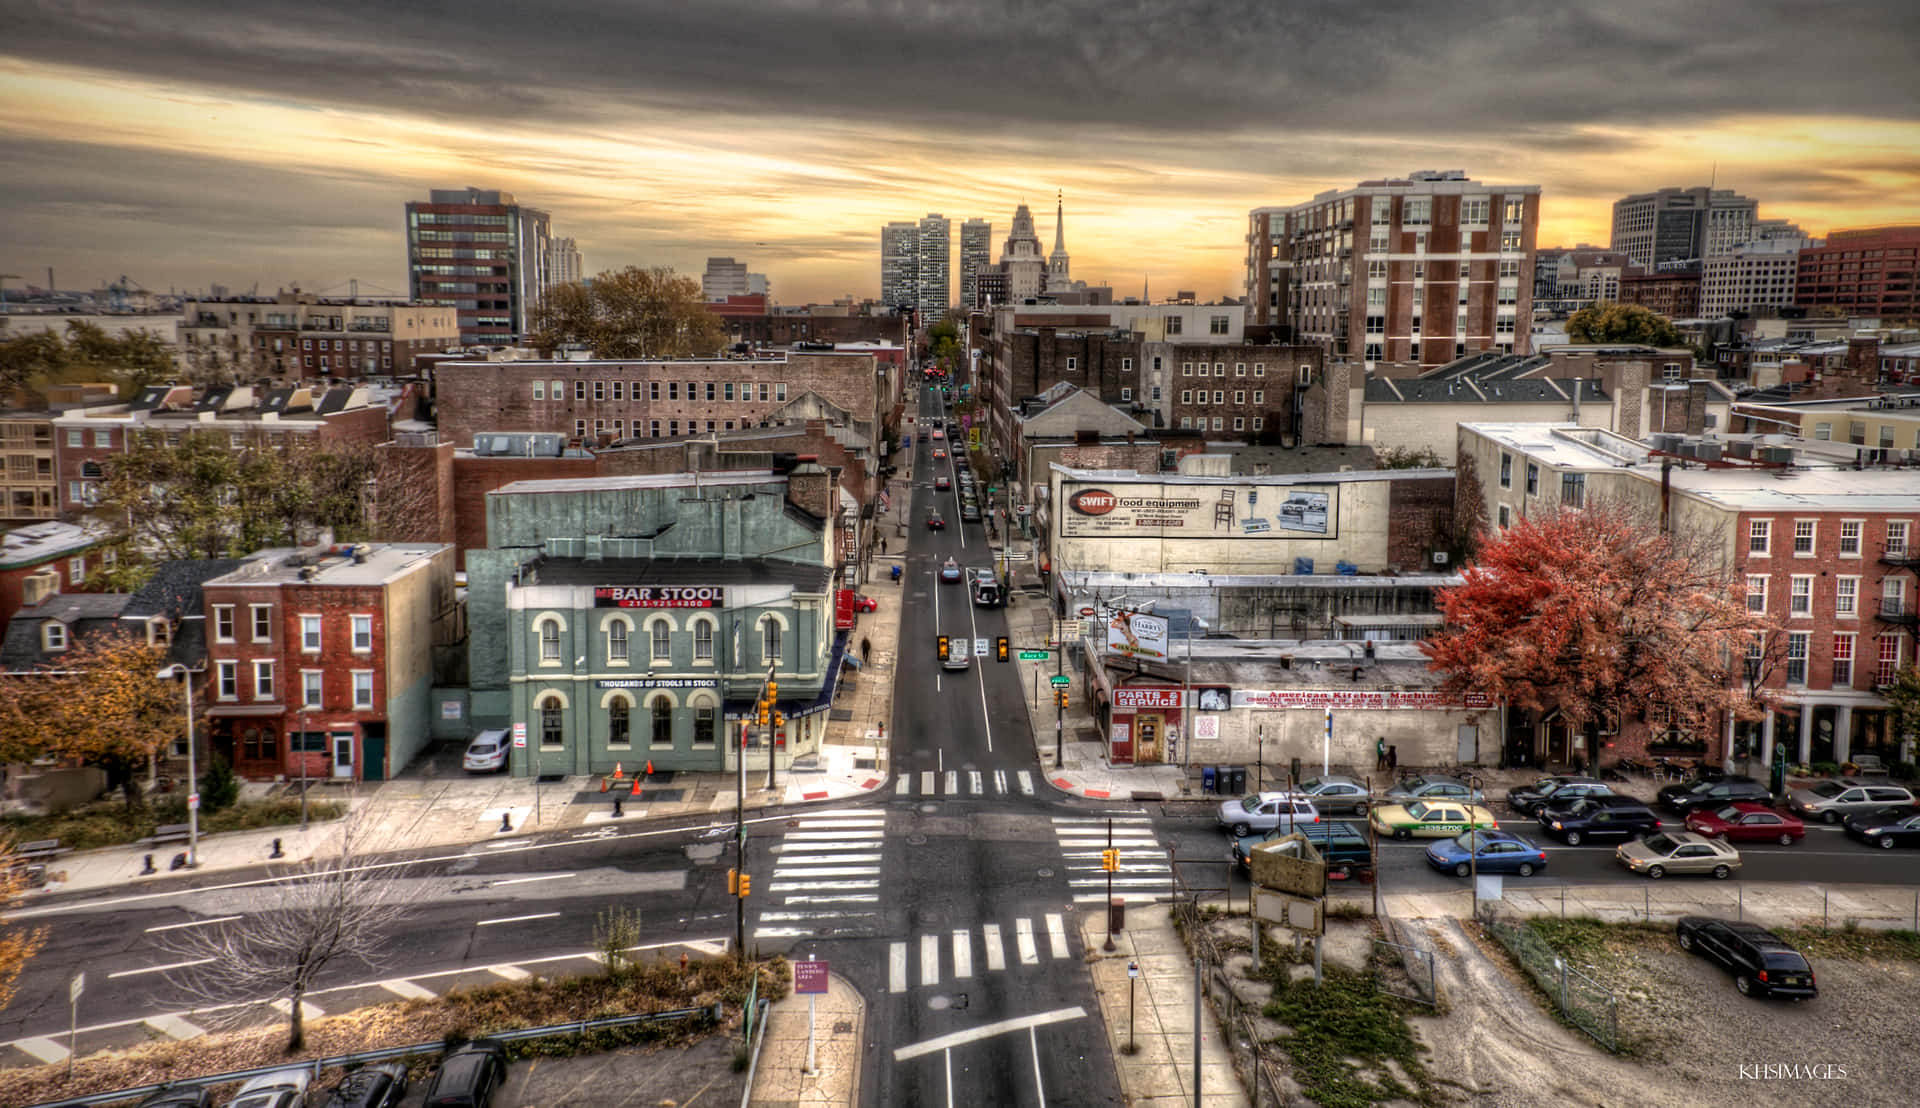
[159,665,199,868]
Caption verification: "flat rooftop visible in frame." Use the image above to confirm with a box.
[208,544,449,588]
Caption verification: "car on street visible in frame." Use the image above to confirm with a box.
[1842,804,1920,849]
[230,1069,313,1108]
[851,594,878,613]
[1425,829,1549,877]
[1536,794,1663,844]
[961,502,982,523]
[931,428,945,440]
[1684,802,1805,845]
[1616,830,1740,879]
[933,448,947,459]
[927,513,946,531]
[1369,800,1498,840]
[1657,775,1773,815]
[1383,774,1484,805]
[136,1089,212,1108]
[1295,775,1372,815]
[939,558,962,582]
[968,568,1000,607]
[462,729,509,773]
[942,638,971,671]
[935,475,951,490]
[1216,792,1321,837]
[1675,916,1818,999]
[1505,775,1610,816]
[1786,779,1917,824]
[423,1039,507,1107]
[1232,820,1374,880]
[322,1063,410,1108]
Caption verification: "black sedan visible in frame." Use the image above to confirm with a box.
[1658,776,1772,815]
[1506,775,1608,816]
[1842,804,1920,849]
[1675,916,1817,1000]
[926,513,945,531]
[321,1063,409,1108]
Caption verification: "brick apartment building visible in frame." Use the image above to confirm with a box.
[180,291,459,380]
[405,188,552,345]
[1794,226,1920,320]
[0,520,112,633]
[1618,265,1702,320]
[200,542,458,782]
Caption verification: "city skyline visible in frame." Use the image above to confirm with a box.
[3,1,1918,305]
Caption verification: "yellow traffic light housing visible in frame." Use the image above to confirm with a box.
[1056,689,1069,709]
[757,705,770,726]
[766,680,778,701]
[937,635,950,661]
[737,872,751,898]
[996,636,1009,662]
[727,867,739,895]
[1101,848,1120,872]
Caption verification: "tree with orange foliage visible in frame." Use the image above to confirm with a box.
[0,840,48,1011]
[1421,499,1773,758]
[0,633,185,806]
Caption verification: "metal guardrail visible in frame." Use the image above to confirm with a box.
[26,1004,719,1108]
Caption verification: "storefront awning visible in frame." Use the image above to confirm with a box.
[724,631,849,721]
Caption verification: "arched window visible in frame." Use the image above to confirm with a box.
[608,696,631,746]
[608,621,629,662]
[651,620,671,661]
[539,695,564,747]
[650,697,673,747]
[539,619,561,662]
[760,616,782,665]
[692,618,715,662]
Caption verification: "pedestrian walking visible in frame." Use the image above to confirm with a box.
[1375,737,1388,771]
[1387,745,1398,773]
[880,535,887,554]
[860,636,872,664]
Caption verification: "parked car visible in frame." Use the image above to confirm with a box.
[935,475,951,491]
[1536,794,1663,845]
[1384,774,1484,805]
[927,512,946,531]
[1657,776,1773,815]
[463,729,509,773]
[939,558,961,582]
[1786,779,1917,825]
[1426,829,1549,877]
[1232,820,1374,881]
[1675,916,1818,999]
[1216,792,1321,838]
[1842,804,1920,849]
[1369,800,1498,841]
[136,1089,212,1108]
[960,502,983,523]
[322,1063,410,1108]
[230,1069,313,1108]
[851,594,879,613]
[1616,830,1740,879]
[424,1039,508,1108]
[1506,776,1610,816]
[1294,775,1372,815]
[1684,802,1805,845]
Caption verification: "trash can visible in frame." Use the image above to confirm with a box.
[1230,766,1247,795]
[1108,896,1126,934]
[1202,765,1217,793]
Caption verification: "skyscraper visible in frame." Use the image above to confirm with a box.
[916,213,951,317]
[880,221,918,310]
[405,188,551,346]
[1000,204,1046,301]
[1610,187,1759,269]
[547,237,583,291]
[960,219,992,310]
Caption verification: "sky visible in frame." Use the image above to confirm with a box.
[3,0,1918,306]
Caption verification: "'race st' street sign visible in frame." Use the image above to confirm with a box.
[1017,650,1051,661]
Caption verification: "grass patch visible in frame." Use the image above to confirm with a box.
[1326,899,1372,920]
[1775,926,1920,962]
[1524,916,1668,962]
[0,796,344,850]
[1262,963,1442,1108]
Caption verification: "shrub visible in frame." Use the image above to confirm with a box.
[1892,761,1918,781]
[198,756,241,814]
[1811,761,1841,778]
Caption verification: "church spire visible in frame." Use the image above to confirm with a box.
[1048,190,1070,282]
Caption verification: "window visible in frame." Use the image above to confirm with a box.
[251,605,272,642]
[351,614,373,652]
[43,622,67,651]
[539,619,560,662]
[651,698,673,747]
[1064,356,1077,371]
[1462,197,1489,226]
[1212,417,1224,430]
[1233,417,1245,431]
[1499,454,1513,488]
[608,697,631,747]
[213,605,235,642]
[1234,391,1246,404]
[612,380,624,401]
[651,620,671,660]
[1498,504,1512,528]
[668,382,678,400]
[65,429,81,447]
[1504,198,1524,223]
[1209,315,1230,334]
[1560,472,1585,508]
[1879,636,1902,686]
[1182,363,1193,377]
[1789,575,1813,616]
[1150,386,1162,401]
[1890,521,1910,557]
[1120,387,1133,401]
[1252,417,1264,430]
[759,383,770,401]
[1254,363,1265,377]
[1367,260,1387,279]
[592,381,605,401]
[217,660,238,700]
[724,382,734,400]
[1884,576,1909,618]
[540,695,564,747]
[303,670,324,709]
[1181,390,1193,404]
[607,620,629,662]
[254,660,275,700]
[693,701,716,747]
[1786,632,1809,684]
[706,382,716,400]
[1748,519,1771,555]
[1403,197,1430,226]
[352,671,374,709]
[1166,316,1182,335]
[1235,363,1247,376]
[650,382,661,400]
[1213,390,1224,404]
[1793,520,1815,555]
[776,383,787,401]
[1832,634,1855,686]
[574,380,586,400]
[761,617,781,664]
[1252,391,1264,404]
[1525,463,1538,495]
[551,380,563,399]
[1746,575,1768,612]
[1836,576,1859,617]
[694,620,714,661]
[1121,357,1133,371]
[301,614,322,651]
[1214,363,1226,376]
[69,556,85,584]
[1840,520,1862,556]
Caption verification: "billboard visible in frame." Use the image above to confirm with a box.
[1105,609,1169,661]
[1059,481,1336,540]
[1194,686,1232,712]
[594,586,726,609]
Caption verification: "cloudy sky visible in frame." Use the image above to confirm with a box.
[3,0,1917,305]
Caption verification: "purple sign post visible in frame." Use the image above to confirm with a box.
[795,959,828,1074]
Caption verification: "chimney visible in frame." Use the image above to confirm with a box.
[785,462,833,519]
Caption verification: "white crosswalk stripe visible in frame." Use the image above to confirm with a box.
[983,923,1006,971]
[951,929,973,978]
[1017,771,1034,795]
[890,767,1041,798]
[753,810,887,943]
[1015,918,1040,965]
[995,769,1008,793]
[877,916,1075,991]
[1051,815,1174,905]
[969,770,983,795]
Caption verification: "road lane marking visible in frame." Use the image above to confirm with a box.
[109,957,215,979]
[1046,913,1069,959]
[1015,918,1039,965]
[144,915,241,933]
[952,929,973,978]
[922,933,940,986]
[1030,1026,1047,1105]
[379,979,435,1000]
[983,923,1005,971]
[890,942,907,993]
[894,1006,1087,1061]
[144,1014,204,1040]
[492,873,574,886]
[476,912,560,927]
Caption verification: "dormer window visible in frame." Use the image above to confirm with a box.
[148,617,171,647]
[43,622,68,652]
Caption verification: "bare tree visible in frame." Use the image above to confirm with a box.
[162,816,411,1051]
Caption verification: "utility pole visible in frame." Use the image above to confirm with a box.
[1055,687,1065,765]
[299,707,310,830]
[763,667,779,792]
[736,717,748,963]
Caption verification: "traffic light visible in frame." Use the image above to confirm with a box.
[1101,848,1121,872]
[727,867,739,895]
[757,704,770,726]
[937,635,950,661]
[737,872,751,898]
[766,680,778,702]
[773,711,786,729]
[1055,689,1069,709]
[996,636,1009,663]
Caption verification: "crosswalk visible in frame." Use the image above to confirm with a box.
[752,809,887,943]
[886,913,1075,993]
[1053,814,1174,905]
[894,768,1035,797]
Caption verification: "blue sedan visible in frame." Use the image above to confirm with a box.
[1425,830,1549,878]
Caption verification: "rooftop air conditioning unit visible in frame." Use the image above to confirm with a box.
[1728,440,1755,459]
[22,571,59,606]
[1696,443,1723,461]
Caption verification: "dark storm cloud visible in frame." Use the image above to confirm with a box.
[6,0,1915,138]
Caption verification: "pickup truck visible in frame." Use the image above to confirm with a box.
[1231,820,1375,881]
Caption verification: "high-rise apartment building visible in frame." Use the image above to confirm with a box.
[1609,187,1758,269]
[1795,226,1920,318]
[1246,170,1540,368]
[880,222,918,310]
[959,219,992,310]
[878,215,952,318]
[405,188,551,346]
[546,237,583,291]
[703,256,749,300]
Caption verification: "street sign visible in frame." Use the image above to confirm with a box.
[187,793,200,812]
[973,638,989,658]
[794,960,830,995]
[1050,675,1071,688]
[513,722,528,749]
[1017,650,1051,661]
[1127,962,1139,979]
[69,973,83,1003]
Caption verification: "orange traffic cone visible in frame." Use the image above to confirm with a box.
[645,760,655,779]
[630,778,642,796]
[613,762,624,779]
[599,777,609,793]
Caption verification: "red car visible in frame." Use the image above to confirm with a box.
[927,513,945,531]
[1685,802,1804,845]
[852,594,878,613]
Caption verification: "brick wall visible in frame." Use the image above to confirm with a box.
[1385,476,1456,571]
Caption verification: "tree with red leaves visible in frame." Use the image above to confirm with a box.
[1421,499,1773,759]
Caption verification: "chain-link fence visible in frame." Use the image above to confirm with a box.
[1370,938,1437,1006]
[1477,902,1619,1052]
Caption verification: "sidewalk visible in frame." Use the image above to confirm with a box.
[748,971,865,1107]
[1386,879,1920,932]
[1080,903,1248,1107]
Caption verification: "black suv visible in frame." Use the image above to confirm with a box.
[1659,776,1773,816]
[1507,776,1611,817]
[1675,916,1818,999]
[1537,794,1662,845]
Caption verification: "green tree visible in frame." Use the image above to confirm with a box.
[0,320,176,400]
[198,755,241,814]
[1885,664,1920,767]
[530,266,727,359]
[1566,301,1682,347]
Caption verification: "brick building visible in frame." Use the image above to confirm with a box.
[1794,226,1920,320]
[0,411,56,522]
[1618,265,1702,320]
[0,520,112,634]
[405,188,552,345]
[180,292,459,380]
[200,542,458,782]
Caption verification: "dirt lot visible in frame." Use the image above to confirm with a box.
[1397,915,1920,1108]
